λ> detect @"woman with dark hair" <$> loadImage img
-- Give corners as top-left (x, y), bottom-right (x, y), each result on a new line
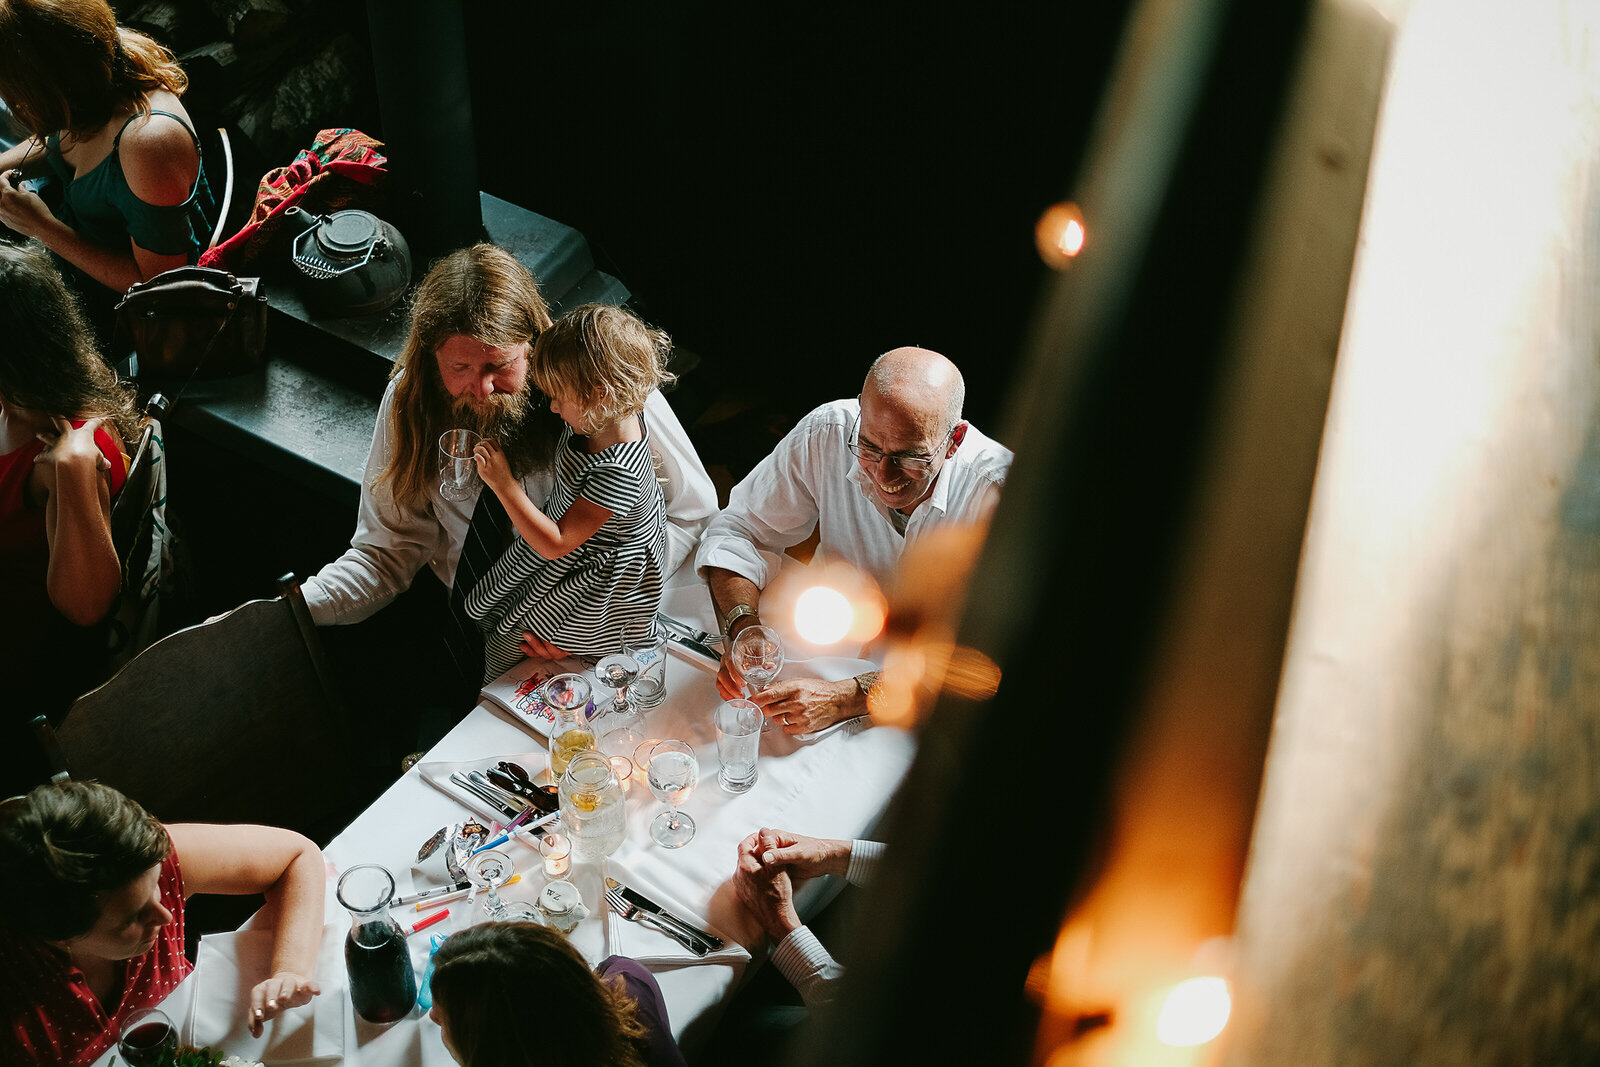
top-left (0, 781), bottom-right (325, 1066)
top-left (0, 0), bottom-right (216, 292)
top-left (429, 922), bottom-right (687, 1067)
top-left (0, 240), bottom-right (140, 792)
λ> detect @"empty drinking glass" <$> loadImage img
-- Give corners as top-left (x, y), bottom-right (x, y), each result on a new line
top-left (465, 848), bottom-right (541, 922)
top-left (714, 698), bottom-right (762, 793)
top-left (438, 429), bottom-right (482, 501)
top-left (627, 631), bottom-right (669, 709)
top-left (594, 653), bottom-right (646, 758)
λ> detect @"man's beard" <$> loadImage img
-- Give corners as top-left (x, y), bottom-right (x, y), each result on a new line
top-left (449, 387), bottom-right (533, 441)
top-left (437, 383), bottom-right (561, 476)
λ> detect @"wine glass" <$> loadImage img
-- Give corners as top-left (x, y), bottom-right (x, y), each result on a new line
top-left (646, 739), bottom-right (699, 848)
top-left (438, 428), bottom-right (482, 501)
top-left (593, 652), bottom-right (646, 757)
top-left (731, 625), bottom-right (784, 695)
top-left (118, 1007), bottom-right (176, 1066)
top-left (465, 848), bottom-right (541, 922)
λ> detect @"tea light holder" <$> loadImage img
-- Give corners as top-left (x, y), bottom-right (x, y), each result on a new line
top-left (633, 738), bottom-right (662, 779)
top-left (609, 755), bottom-right (634, 793)
top-left (539, 832), bottom-right (572, 879)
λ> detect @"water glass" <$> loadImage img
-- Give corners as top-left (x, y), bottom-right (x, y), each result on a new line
top-left (714, 698), bottom-right (762, 793)
top-left (646, 740), bottom-right (699, 848)
top-left (627, 632), bottom-right (669, 709)
top-left (438, 428), bottom-right (482, 501)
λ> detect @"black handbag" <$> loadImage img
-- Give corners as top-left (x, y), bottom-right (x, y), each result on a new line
top-left (115, 266), bottom-right (268, 379)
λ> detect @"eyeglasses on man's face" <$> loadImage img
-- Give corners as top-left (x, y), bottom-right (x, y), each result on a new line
top-left (847, 422), bottom-right (954, 475)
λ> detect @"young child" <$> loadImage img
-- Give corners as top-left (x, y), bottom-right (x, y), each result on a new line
top-left (465, 304), bottom-right (672, 679)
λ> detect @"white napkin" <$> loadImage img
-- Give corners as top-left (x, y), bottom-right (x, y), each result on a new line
top-left (189, 922), bottom-right (345, 1065)
top-left (600, 869), bottom-right (749, 970)
top-left (416, 751), bottom-right (552, 825)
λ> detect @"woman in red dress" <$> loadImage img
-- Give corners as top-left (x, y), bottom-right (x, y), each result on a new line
top-left (0, 239), bottom-right (140, 792)
top-left (0, 781), bottom-right (325, 1066)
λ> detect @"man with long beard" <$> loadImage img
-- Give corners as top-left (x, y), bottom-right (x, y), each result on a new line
top-left (301, 244), bottom-right (715, 755)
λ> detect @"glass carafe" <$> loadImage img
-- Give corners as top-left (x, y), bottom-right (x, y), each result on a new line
top-left (544, 673), bottom-right (596, 779)
top-left (338, 864), bottom-right (417, 1023)
top-left (559, 749), bottom-right (626, 860)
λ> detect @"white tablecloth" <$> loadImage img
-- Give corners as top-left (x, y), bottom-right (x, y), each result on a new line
top-left (95, 578), bottom-right (913, 1065)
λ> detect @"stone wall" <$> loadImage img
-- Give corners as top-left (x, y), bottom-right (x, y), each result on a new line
top-left (117, 0), bottom-right (378, 168)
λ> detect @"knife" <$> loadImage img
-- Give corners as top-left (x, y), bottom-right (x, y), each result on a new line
top-left (657, 612), bottom-right (720, 648)
top-left (663, 629), bottom-right (722, 665)
top-left (448, 772), bottom-right (523, 819)
top-left (605, 877), bottom-right (725, 951)
top-left (467, 770), bottom-right (532, 813)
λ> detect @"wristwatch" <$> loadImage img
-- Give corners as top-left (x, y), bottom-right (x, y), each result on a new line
top-left (721, 603), bottom-right (758, 645)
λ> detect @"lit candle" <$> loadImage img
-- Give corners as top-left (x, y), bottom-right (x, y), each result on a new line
top-left (633, 738), bottom-right (661, 779)
top-left (609, 755), bottom-right (634, 793)
top-left (540, 833), bottom-right (572, 879)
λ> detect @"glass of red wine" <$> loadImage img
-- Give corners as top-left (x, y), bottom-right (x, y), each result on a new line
top-left (118, 1006), bottom-right (176, 1066)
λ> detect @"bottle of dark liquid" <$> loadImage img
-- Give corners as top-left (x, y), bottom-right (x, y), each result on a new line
top-left (337, 864), bottom-right (418, 1023)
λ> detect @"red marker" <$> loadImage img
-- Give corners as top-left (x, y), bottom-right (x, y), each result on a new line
top-left (410, 909), bottom-right (449, 935)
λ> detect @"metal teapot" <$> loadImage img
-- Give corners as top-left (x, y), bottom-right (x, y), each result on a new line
top-left (285, 206), bottom-right (412, 316)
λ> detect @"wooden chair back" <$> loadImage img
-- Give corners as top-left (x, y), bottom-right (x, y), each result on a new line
top-left (49, 576), bottom-right (357, 843)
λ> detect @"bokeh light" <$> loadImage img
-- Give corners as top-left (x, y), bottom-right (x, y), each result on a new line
top-left (1036, 201), bottom-right (1088, 269)
top-left (793, 585), bottom-right (854, 645)
top-left (1154, 977), bottom-right (1230, 1047)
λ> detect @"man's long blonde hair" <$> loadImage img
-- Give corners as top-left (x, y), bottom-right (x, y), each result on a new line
top-left (380, 245), bottom-right (554, 511)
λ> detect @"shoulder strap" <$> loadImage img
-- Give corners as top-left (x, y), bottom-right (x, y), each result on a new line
top-left (114, 109), bottom-right (201, 151)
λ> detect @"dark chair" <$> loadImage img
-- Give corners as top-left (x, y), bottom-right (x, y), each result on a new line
top-left (34, 575), bottom-right (360, 844)
top-left (105, 393), bottom-right (173, 667)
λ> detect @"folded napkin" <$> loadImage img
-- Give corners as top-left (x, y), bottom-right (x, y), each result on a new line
top-left (417, 751), bottom-right (553, 826)
top-left (190, 922), bottom-right (345, 1065)
top-left (600, 865), bottom-right (750, 971)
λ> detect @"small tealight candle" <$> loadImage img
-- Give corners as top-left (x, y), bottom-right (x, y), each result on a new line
top-left (540, 832), bottom-right (572, 879)
top-left (633, 738), bottom-right (662, 779)
top-left (609, 755), bottom-right (634, 793)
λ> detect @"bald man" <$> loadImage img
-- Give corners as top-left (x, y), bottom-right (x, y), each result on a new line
top-left (696, 348), bottom-right (1012, 733)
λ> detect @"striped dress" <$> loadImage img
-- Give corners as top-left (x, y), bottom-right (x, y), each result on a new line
top-left (466, 415), bottom-right (667, 680)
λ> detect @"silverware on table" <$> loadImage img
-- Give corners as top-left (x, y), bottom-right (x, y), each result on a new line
top-left (605, 883), bottom-right (712, 956)
top-left (605, 877), bottom-right (724, 953)
top-left (658, 613), bottom-right (721, 649)
top-left (466, 770), bottom-right (531, 812)
top-left (662, 629), bottom-right (722, 665)
top-left (448, 772), bottom-right (522, 819)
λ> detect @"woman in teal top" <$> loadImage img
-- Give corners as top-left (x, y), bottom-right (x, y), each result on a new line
top-left (0, 0), bottom-right (216, 293)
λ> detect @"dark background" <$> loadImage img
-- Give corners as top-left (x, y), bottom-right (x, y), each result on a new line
top-left (460, 0), bottom-right (1130, 437)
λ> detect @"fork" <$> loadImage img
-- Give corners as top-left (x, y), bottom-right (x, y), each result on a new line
top-left (605, 884), bottom-right (713, 956)
top-left (657, 613), bottom-right (721, 648)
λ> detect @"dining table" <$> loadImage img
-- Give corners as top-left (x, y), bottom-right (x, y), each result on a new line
top-left (97, 583), bottom-right (915, 1066)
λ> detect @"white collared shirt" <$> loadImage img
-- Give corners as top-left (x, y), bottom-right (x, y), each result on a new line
top-left (695, 399), bottom-right (1012, 590)
top-left (303, 381), bottom-right (717, 626)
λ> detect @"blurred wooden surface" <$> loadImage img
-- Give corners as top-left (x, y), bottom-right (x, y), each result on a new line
top-left (1226, 0), bottom-right (1600, 1062)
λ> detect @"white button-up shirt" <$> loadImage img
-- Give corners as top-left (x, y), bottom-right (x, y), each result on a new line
top-left (303, 381), bottom-right (717, 626)
top-left (695, 399), bottom-right (1012, 590)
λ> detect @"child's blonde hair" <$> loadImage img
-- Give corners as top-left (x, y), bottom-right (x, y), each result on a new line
top-left (531, 304), bottom-right (675, 427)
